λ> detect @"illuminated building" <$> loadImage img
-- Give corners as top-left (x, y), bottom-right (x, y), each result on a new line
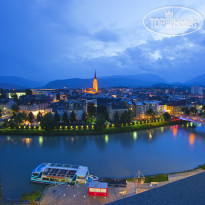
top-left (84, 71), bottom-right (99, 94)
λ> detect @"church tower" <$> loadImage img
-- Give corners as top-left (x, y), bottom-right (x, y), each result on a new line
top-left (93, 70), bottom-right (98, 92)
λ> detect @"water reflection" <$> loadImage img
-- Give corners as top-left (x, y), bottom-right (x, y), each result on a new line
top-left (149, 132), bottom-right (152, 141)
top-left (39, 136), bottom-right (43, 146)
top-left (1, 125), bottom-right (205, 199)
top-left (22, 138), bottom-right (32, 147)
top-left (189, 133), bottom-right (195, 146)
top-left (105, 135), bottom-right (109, 143)
top-left (133, 132), bottom-right (137, 141)
top-left (172, 125), bottom-right (178, 137)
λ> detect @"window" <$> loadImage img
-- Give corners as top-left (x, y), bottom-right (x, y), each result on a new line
top-left (42, 177), bottom-right (49, 181)
top-left (89, 188), bottom-right (95, 192)
top-left (101, 189), bottom-right (106, 193)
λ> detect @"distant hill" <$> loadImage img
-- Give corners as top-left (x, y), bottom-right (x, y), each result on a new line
top-left (0, 83), bottom-right (26, 89)
top-left (44, 74), bottom-right (167, 89)
top-left (185, 74), bottom-right (205, 86)
top-left (0, 76), bottom-right (44, 89)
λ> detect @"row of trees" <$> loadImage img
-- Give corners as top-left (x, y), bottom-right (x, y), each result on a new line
top-left (181, 105), bottom-right (205, 116)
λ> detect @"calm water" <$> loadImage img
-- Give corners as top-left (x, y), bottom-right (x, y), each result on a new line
top-left (1, 124), bottom-right (205, 199)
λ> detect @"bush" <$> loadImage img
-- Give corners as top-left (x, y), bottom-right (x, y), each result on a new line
top-left (144, 174), bottom-right (168, 183)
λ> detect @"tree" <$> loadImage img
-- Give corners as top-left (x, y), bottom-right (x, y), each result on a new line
top-left (0, 108), bottom-right (2, 118)
top-left (28, 112), bottom-right (34, 124)
top-left (163, 112), bottom-right (171, 121)
top-left (62, 111), bottom-right (68, 123)
top-left (54, 111), bottom-right (60, 123)
top-left (56, 93), bottom-right (60, 101)
top-left (70, 111), bottom-right (76, 123)
top-left (11, 104), bottom-right (19, 113)
top-left (21, 112), bottom-right (27, 121)
top-left (11, 94), bottom-right (18, 102)
top-left (81, 111), bottom-right (87, 123)
top-left (120, 110), bottom-right (132, 125)
top-left (22, 190), bottom-right (41, 205)
top-left (87, 103), bottom-right (97, 118)
top-left (25, 89), bottom-right (32, 95)
top-left (40, 112), bottom-right (55, 130)
top-left (37, 112), bottom-right (42, 122)
top-left (146, 108), bottom-right (155, 119)
top-left (97, 105), bottom-right (109, 121)
top-left (181, 107), bottom-right (190, 115)
top-left (114, 111), bottom-right (120, 127)
top-left (0, 92), bottom-right (6, 99)
top-left (95, 114), bottom-right (106, 132)
top-left (190, 107), bottom-right (197, 115)
top-left (202, 105), bottom-right (205, 115)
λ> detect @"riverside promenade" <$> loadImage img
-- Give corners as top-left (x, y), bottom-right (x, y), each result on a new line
top-left (40, 170), bottom-right (204, 205)
top-left (108, 172), bottom-right (205, 205)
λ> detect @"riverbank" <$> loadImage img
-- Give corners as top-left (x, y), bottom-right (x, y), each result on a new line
top-left (39, 167), bottom-right (205, 205)
top-left (0, 120), bottom-right (185, 136)
top-left (126, 163), bottom-right (205, 183)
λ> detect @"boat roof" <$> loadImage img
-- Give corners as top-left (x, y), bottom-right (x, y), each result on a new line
top-left (76, 166), bottom-right (89, 177)
top-left (32, 163), bottom-right (88, 176)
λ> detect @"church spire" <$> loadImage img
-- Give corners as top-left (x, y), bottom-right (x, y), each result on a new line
top-left (94, 70), bottom-right (96, 79)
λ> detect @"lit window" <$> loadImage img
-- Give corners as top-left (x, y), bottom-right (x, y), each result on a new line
top-left (89, 188), bottom-right (95, 192)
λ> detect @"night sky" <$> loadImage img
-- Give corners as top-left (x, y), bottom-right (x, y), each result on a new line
top-left (0, 0), bottom-right (205, 82)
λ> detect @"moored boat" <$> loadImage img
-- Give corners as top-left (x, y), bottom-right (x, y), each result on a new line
top-left (30, 163), bottom-right (94, 185)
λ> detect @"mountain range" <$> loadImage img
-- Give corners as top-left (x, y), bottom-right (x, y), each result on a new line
top-left (0, 73), bottom-right (205, 89)
top-left (0, 76), bottom-right (45, 89)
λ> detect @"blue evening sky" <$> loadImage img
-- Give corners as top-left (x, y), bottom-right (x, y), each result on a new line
top-left (0, 0), bottom-right (205, 82)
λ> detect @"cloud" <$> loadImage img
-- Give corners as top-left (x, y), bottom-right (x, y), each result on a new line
top-left (94, 29), bottom-right (119, 42)
top-left (1, 0), bottom-right (205, 82)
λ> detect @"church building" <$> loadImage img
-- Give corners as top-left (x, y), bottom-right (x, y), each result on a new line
top-left (84, 71), bottom-right (99, 94)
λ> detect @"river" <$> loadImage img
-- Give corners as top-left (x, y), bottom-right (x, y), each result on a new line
top-left (0, 124), bottom-right (205, 199)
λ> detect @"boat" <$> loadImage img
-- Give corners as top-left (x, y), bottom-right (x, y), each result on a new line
top-left (30, 162), bottom-right (97, 185)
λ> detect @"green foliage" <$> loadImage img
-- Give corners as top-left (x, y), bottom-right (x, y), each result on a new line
top-left (70, 111), bottom-right (76, 122)
top-left (21, 112), bottom-right (27, 121)
top-left (198, 164), bottom-right (205, 170)
top-left (190, 107), bottom-right (197, 115)
top-left (11, 112), bottom-right (28, 126)
top-left (62, 111), bottom-right (69, 123)
top-left (54, 111), bottom-right (60, 123)
top-left (144, 174), bottom-right (168, 183)
top-left (81, 111), bottom-right (87, 123)
top-left (114, 111), bottom-right (120, 127)
top-left (40, 112), bottom-right (55, 130)
top-left (95, 114), bottom-right (106, 131)
top-left (146, 108), bottom-right (155, 119)
top-left (181, 107), bottom-right (190, 115)
top-left (163, 112), bottom-right (171, 121)
top-left (25, 89), bottom-right (32, 95)
top-left (120, 110), bottom-right (132, 125)
top-left (28, 112), bottom-right (34, 123)
top-left (11, 94), bottom-right (18, 102)
top-left (11, 104), bottom-right (19, 113)
top-left (0, 90), bottom-right (6, 99)
top-left (56, 93), bottom-right (60, 101)
top-left (97, 105), bottom-right (109, 121)
top-left (22, 190), bottom-right (41, 204)
top-left (37, 112), bottom-right (42, 122)
top-left (87, 103), bottom-right (97, 118)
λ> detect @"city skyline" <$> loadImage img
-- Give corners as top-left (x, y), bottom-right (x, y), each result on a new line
top-left (1, 0), bottom-right (205, 82)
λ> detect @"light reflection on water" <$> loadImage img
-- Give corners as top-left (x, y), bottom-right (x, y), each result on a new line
top-left (0, 124), bottom-right (205, 199)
